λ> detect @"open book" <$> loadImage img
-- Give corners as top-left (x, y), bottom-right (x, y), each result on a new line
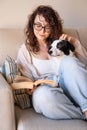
top-left (11, 79), bottom-right (57, 90)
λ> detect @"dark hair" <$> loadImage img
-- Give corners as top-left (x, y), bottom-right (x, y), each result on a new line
top-left (25, 5), bottom-right (63, 53)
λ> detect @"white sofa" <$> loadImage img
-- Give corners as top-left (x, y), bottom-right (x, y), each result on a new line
top-left (0, 28), bottom-right (87, 130)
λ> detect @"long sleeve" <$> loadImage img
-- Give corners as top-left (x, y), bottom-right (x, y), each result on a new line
top-left (16, 44), bottom-right (38, 81)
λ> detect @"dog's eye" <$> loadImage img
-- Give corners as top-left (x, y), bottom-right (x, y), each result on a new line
top-left (56, 42), bottom-right (63, 49)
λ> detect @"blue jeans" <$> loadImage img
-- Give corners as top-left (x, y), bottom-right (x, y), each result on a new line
top-left (32, 56), bottom-right (87, 119)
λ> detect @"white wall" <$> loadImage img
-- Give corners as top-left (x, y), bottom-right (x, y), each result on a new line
top-left (0, 0), bottom-right (87, 28)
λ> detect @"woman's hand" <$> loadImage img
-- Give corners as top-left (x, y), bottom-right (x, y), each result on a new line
top-left (25, 85), bottom-right (38, 95)
top-left (59, 34), bottom-right (80, 48)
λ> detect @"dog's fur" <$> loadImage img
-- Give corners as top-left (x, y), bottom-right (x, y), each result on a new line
top-left (48, 39), bottom-right (75, 56)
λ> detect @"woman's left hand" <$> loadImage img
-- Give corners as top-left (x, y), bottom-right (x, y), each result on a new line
top-left (59, 34), bottom-right (80, 48)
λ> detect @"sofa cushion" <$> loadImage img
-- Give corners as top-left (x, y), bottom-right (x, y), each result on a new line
top-left (63, 28), bottom-right (79, 39)
top-left (15, 106), bottom-right (87, 130)
top-left (0, 56), bottom-right (31, 109)
top-left (77, 28), bottom-right (87, 51)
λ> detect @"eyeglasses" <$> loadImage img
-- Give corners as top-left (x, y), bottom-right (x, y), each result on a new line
top-left (33, 23), bottom-right (51, 32)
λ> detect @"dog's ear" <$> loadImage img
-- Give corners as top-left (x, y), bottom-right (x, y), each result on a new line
top-left (57, 41), bottom-right (70, 55)
top-left (67, 41), bottom-right (75, 52)
top-left (62, 48), bottom-right (70, 55)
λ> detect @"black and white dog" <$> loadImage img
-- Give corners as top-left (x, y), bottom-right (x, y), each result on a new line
top-left (48, 40), bottom-right (75, 85)
top-left (48, 39), bottom-right (75, 56)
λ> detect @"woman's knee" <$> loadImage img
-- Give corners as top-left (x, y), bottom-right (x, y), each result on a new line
top-left (59, 56), bottom-right (85, 74)
top-left (62, 56), bottom-right (79, 67)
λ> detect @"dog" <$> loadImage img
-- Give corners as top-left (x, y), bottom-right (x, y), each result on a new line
top-left (48, 39), bottom-right (75, 56)
top-left (48, 40), bottom-right (75, 85)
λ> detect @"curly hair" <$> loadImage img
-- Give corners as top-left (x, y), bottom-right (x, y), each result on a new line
top-left (25, 5), bottom-right (63, 53)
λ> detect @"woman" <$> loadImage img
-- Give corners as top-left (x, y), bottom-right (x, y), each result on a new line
top-left (17, 5), bottom-right (87, 120)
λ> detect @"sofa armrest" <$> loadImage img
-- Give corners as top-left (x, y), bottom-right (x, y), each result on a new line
top-left (0, 73), bottom-right (16, 130)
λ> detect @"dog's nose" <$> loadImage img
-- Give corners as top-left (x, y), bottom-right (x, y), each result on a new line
top-left (48, 50), bottom-right (53, 55)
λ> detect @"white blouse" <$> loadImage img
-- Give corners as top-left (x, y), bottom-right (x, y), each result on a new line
top-left (32, 55), bottom-right (60, 76)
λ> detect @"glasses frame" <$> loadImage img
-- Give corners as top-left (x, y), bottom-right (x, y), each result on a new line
top-left (33, 23), bottom-right (51, 32)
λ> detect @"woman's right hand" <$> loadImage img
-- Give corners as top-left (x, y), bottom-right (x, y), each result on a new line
top-left (59, 34), bottom-right (80, 48)
top-left (25, 85), bottom-right (38, 95)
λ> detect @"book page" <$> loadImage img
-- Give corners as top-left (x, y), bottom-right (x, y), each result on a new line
top-left (34, 79), bottom-right (56, 86)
